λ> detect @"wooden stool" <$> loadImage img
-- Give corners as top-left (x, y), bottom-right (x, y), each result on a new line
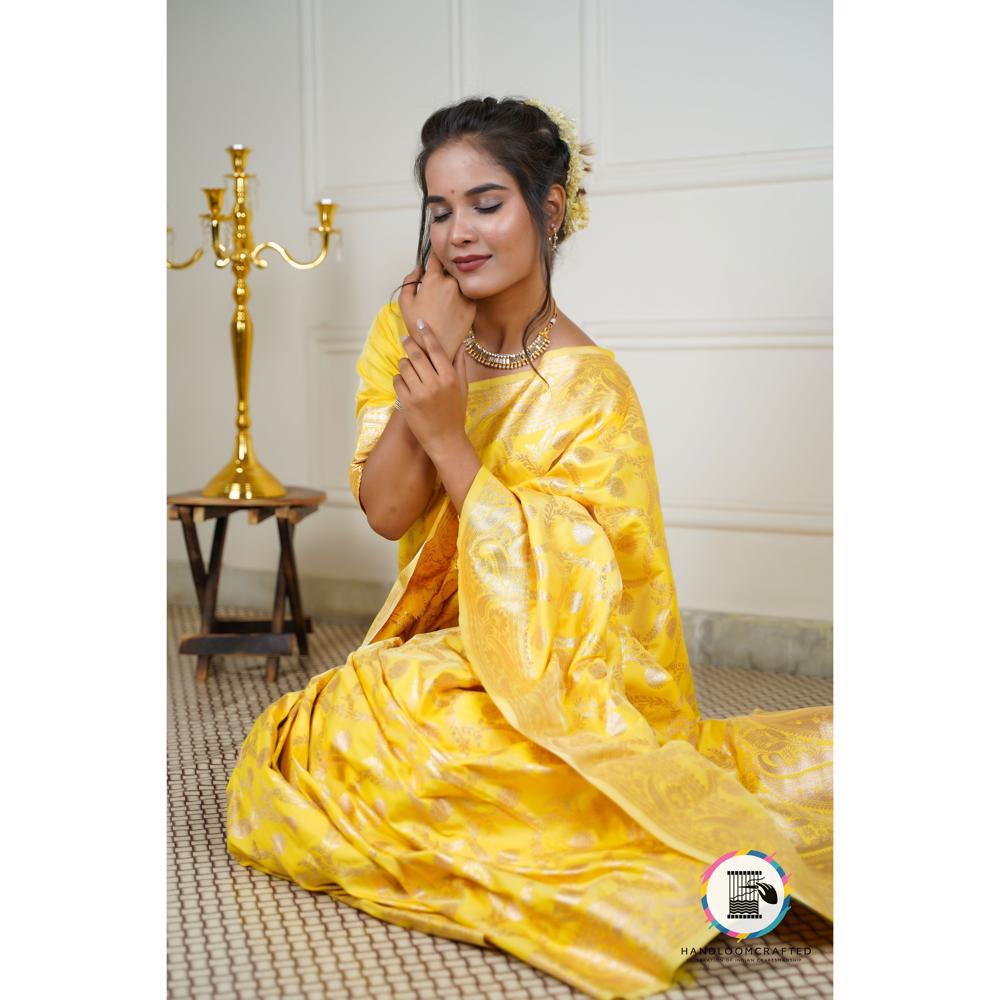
top-left (168, 486), bottom-right (327, 683)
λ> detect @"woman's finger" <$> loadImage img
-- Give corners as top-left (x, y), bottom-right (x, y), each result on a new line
top-left (392, 372), bottom-right (412, 402)
top-left (414, 320), bottom-right (447, 372)
top-left (401, 332), bottom-right (435, 381)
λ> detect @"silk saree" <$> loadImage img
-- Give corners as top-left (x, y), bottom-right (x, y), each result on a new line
top-left (225, 299), bottom-right (833, 999)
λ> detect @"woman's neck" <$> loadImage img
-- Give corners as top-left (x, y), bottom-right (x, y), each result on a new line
top-left (470, 281), bottom-right (554, 354)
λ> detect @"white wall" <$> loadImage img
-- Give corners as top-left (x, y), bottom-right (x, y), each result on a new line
top-left (168, 0), bottom-right (833, 621)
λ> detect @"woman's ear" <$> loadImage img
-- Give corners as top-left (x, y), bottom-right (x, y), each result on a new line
top-left (545, 183), bottom-right (567, 233)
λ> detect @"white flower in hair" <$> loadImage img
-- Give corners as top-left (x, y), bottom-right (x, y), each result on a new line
top-left (523, 97), bottom-right (591, 238)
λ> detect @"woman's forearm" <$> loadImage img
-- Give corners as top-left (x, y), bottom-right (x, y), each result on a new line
top-left (425, 433), bottom-right (482, 518)
top-left (358, 408), bottom-right (439, 539)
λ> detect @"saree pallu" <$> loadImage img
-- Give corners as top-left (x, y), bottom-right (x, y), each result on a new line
top-left (226, 300), bottom-right (833, 999)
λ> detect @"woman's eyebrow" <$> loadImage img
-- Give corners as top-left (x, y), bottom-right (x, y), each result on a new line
top-left (424, 183), bottom-right (509, 206)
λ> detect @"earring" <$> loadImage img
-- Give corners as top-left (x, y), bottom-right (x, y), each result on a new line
top-left (548, 227), bottom-right (559, 251)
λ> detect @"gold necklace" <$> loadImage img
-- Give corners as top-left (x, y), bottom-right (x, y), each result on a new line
top-left (463, 307), bottom-right (558, 369)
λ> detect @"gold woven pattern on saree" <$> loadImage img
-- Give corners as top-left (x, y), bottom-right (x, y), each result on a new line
top-left (226, 301), bottom-right (833, 1000)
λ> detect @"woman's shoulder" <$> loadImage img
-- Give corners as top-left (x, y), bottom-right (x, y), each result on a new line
top-left (549, 342), bottom-right (635, 408)
top-left (549, 311), bottom-right (597, 349)
top-left (375, 298), bottom-right (404, 328)
top-left (367, 299), bottom-right (406, 349)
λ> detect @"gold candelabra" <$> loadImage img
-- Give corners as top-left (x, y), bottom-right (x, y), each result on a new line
top-left (167, 143), bottom-right (341, 499)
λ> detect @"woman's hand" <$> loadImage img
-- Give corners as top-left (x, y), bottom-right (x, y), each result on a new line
top-left (393, 319), bottom-right (470, 464)
top-left (399, 250), bottom-right (476, 361)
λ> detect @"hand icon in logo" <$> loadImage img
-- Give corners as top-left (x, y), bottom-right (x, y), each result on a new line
top-left (746, 879), bottom-right (779, 905)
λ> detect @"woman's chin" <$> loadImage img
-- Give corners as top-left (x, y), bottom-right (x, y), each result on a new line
top-left (457, 271), bottom-right (514, 297)
top-left (457, 280), bottom-right (494, 299)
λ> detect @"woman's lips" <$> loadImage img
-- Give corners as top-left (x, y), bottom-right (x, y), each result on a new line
top-left (454, 256), bottom-right (491, 272)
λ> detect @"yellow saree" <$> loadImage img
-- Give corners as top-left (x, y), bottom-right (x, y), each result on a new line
top-left (225, 299), bottom-right (833, 999)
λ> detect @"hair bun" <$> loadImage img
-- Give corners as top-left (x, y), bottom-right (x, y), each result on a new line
top-left (522, 97), bottom-right (591, 237)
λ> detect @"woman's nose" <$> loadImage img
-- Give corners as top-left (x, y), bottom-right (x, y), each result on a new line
top-left (449, 209), bottom-right (476, 244)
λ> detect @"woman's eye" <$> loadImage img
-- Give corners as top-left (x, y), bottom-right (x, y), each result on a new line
top-left (430, 204), bottom-right (502, 224)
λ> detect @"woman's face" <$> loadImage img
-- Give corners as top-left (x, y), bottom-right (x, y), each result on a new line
top-left (424, 140), bottom-right (540, 299)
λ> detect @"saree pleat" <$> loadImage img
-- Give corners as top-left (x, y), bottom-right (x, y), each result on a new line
top-left (226, 300), bottom-right (832, 999)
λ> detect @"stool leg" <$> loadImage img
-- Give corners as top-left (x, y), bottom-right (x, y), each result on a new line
top-left (196, 515), bottom-right (229, 682)
top-left (177, 508), bottom-right (208, 612)
top-left (278, 519), bottom-right (309, 655)
top-left (266, 552), bottom-right (288, 684)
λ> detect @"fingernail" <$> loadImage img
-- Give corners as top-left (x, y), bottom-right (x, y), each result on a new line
top-left (416, 319), bottom-right (425, 330)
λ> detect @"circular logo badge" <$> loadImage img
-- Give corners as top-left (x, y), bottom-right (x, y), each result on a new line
top-left (701, 850), bottom-right (791, 939)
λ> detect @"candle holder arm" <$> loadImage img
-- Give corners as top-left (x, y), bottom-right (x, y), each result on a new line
top-left (166, 226), bottom-right (204, 269)
top-left (166, 246), bottom-right (204, 270)
top-left (250, 228), bottom-right (339, 271)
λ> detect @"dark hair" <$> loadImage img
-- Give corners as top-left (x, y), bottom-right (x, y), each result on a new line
top-left (389, 95), bottom-right (593, 386)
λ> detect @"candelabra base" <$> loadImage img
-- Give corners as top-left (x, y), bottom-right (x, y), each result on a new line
top-left (202, 435), bottom-right (286, 499)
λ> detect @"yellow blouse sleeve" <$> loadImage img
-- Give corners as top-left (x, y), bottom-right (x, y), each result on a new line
top-left (347, 300), bottom-right (406, 512)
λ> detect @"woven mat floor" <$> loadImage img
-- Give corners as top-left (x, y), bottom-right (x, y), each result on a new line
top-left (168, 603), bottom-right (833, 999)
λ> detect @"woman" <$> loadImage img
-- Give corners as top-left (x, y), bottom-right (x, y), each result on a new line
top-left (226, 96), bottom-right (833, 1000)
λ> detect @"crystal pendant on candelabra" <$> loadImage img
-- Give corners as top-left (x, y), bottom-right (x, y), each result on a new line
top-left (247, 175), bottom-right (260, 215)
top-left (199, 215), bottom-right (212, 251)
top-left (200, 213), bottom-right (234, 255)
top-left (308, 227), bottom-right (344, 262)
